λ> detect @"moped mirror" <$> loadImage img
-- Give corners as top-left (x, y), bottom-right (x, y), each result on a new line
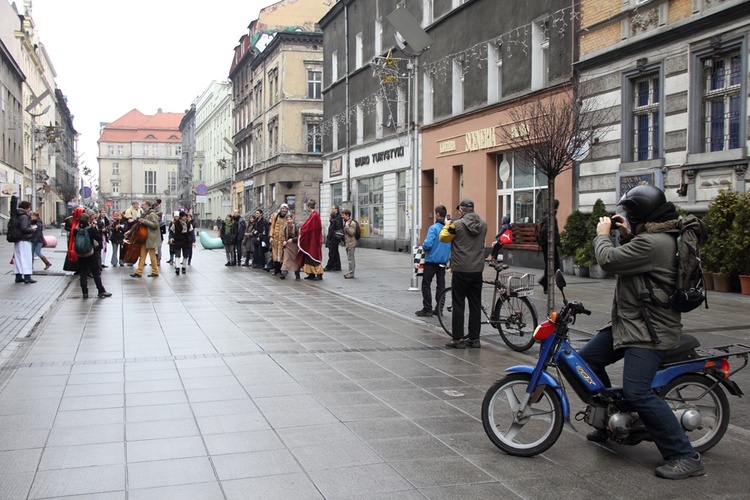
top-left (554, 269), bottom-right (567, 304)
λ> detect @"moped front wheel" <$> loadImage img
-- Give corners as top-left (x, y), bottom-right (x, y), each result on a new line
top-left (482, 372), bottom-right (564, 457)
top-left (659, 373), bottom-right (730, 453)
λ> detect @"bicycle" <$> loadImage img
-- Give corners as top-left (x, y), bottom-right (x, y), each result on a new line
top-left (435, 263), bottom-right (538, 352)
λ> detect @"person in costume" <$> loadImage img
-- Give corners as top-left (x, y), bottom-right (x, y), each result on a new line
top-left (297, 199), bottom-right (324, 280)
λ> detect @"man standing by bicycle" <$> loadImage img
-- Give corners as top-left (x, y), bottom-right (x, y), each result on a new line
top-left (415, 205), bottom-right (451, 317)
top-left (440, 199), bottom-right (487, 348)
top-left (579, 185), bottom-right (703, 480)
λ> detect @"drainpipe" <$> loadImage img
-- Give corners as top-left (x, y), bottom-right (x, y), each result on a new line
top-left (344, 3), bottom-right (351, 203)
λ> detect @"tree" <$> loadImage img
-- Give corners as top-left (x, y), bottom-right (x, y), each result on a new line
top-left (50, 167), bottom-right (78, 214)
top-left (497, 81), bottom-right (609, 313)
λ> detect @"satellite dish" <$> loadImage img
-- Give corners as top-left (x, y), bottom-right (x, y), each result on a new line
top-left (386, 7), bottom-right (433, 56)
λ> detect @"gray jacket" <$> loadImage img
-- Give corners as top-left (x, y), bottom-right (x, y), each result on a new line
top-left (594, 220), bottom-right (681, 350)
top-left (439, 212), bottom-right (487, 273)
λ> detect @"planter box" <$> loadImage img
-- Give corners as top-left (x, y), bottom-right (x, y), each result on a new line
top-left (589, 263), bottom-right (608, 279)
top-left (574, 265), bottom-right (589, 278)
top-left (561, 256), bottom-right (575, 275)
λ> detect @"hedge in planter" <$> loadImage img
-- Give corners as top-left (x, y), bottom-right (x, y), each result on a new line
top-left (560, 210), bottom-right (588, 275)
top-left (728, 191), bottom-right (750, 294)
top-left (703, 188), bottom-right (740, 275)
top-left (588, 198), bottom-right (610, 277)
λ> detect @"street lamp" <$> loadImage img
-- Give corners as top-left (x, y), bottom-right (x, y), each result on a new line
top-left (386, 7), bottom-right (433, 291)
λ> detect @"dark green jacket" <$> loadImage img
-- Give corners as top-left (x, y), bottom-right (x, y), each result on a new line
top-left (594, 220), bottom-right (681, 350)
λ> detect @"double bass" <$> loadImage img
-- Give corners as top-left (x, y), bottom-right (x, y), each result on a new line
top-left (122, 221), bottom-right (148, 264)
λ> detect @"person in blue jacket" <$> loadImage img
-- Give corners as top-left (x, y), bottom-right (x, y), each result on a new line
top-left (415, 204), bottom-right (451, 317)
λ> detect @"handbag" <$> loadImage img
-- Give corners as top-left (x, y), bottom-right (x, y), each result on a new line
top-left (333, 229), bottom-right (345, 242)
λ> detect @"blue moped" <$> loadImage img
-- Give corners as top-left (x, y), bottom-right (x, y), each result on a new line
top-left (482, 271), bottom-right (750, 457)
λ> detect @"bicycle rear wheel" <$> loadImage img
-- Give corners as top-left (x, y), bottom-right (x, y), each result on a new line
top-left (492, 295), bottom-right (538, 352)
top-left (435, 287), bottom-right (496, 339)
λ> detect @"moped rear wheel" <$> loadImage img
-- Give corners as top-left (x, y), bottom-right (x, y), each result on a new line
top-left (482, 372), bottom-right (563, 457)
top-left (659, 373), bottom-right (730, 453)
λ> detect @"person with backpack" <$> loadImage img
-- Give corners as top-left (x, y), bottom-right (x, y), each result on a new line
top-left (341, 208), bottom-right (358, 279)
top-left (9, 198), bottom-right (38, 284)
top-left (579, 185), bottom-right (703, 480)
top-left (74, 213), bottom-right (111, 299)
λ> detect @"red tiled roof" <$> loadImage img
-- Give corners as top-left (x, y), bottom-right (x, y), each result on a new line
top-left (99, 108), bottom-right (184, 143)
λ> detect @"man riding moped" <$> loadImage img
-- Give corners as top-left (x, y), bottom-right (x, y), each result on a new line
top-left (579, 185), bottom-right (703, 480)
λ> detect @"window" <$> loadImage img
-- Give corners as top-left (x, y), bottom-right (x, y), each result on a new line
top-left (355, 32), bottom-right (363, 69)
top-left (254, 82), bottom-right (263, 115)
top-left (175, 146), bottom-right (181, 156)
top-left (497, 153), bottom-right (548, 224)
top-left (397, 86), bottom-right (406, 132)
top-left (307, 123), bottom-right (322, 153)
top-left (117, 145), bottom-right (123, 155)
top-left (488, 42), bottom-right (502, 104)
top-left (422, 0), bottom-right (433, 27)
top-left (308, 71), bottom-right (322, 99)
top-left (423, 72), bottom-right (433, 124)
top-left (332, 121), bottom-right (339, 152)
top-left (452, 58), bottom-right (464, 115)
top-left (112, 181), bottom-right (119, 194)
top-left (153, 144), bottom-right (159, 155)
top-left (268, 122), bottom-right (277, 155)
top-left (166, 145), bottom-right (172, 156)
top-left (702, 51), bottom-right (742, 152)
top-left (375, 18), bottom-right (383, 55)
top-left (108, 145), bottom-right (114, 155)
top-left (357, 176), bottom-right (384, 238)
top-left (143, 145), bottom-right (149, 155)
top-left (632, 74), bottom-right (661, 161)
top-left (268, 69), bottom-right (278, 106)
top-left (271, 184), bottom-right (277, 204)
top-left (112, 162), bottom-right (119, 175)
top-left (532, 19), bottom-right (549, 90)
top-left (375, 96), bottom-right (384, 139)
top-left (356, 105), bottom-right (364, 145)
top-left (332, 51), bottom-right (338, 81)
top-left (397, 171), bottom-right (407, 238)
top-left (168, 171), bottom-right (177, 194)
top-left (332, 182), bottom-right (343, 208)
top-left (198, 163), bottom-right (203, 181)
top-left (144, 171), bottom-right (156, 195)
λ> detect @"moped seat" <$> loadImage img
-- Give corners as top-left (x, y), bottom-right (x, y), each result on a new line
top-left (661, 334), bottom-right (700, 365)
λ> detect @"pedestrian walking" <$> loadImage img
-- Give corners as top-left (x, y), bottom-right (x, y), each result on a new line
top-left (440, 199), bottom-right (488, 348)
top-left (30, 212), bottom-right (52, 271)
top-left (74, 213), bottom-right (111, 299)
top-left (415, 205), bottom-right (450, 316)
top-left (280, 212), bottom-right (300, 280)
top-left (341, 208), bottom-right (358, 279)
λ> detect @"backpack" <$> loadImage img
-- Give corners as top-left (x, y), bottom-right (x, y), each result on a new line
top-left (6, 195), bottom-right (22, 243)
top-left (644, 215), bottom-right (708, 313)
top-left (74, 227), bottom-right (95, 257)
top-left (354, 221), bottom-right (361, 240)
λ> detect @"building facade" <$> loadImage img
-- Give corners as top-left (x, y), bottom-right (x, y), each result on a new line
top-left (193, 81), bottom-right (232, 225)
top-left (577, 0), bottom-right (750, 213)
top-left (229, 0), bottom-right (330, 220)
top-left (321, 0), bottom-right (575, 253)
top-left (178, 103), bottom-right (196, 215)
top-left (97, 109), bottom-right (184, 216)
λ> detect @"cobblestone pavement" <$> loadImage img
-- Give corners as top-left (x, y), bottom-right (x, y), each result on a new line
top-left (1, 236), bottom-right (749, 498)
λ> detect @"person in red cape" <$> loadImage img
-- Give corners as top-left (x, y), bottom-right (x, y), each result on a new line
top-left (63, 206), bottom-right (86, 272)
top-left (296, 199), bottom-right (324, 280)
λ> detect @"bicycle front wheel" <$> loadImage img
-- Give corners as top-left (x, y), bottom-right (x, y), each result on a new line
top-left (492, 295), bottom-right (538, 352)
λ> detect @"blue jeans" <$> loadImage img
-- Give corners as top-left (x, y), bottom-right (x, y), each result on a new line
top-left (579, 327), bottom-right (695, 460)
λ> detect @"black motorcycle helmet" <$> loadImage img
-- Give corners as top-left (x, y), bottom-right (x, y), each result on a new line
top-left (617, 185), bottom-right (666, 225)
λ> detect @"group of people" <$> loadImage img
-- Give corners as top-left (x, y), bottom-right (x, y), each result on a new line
top-left (218, 200), bottom-right (359, 280)
top-left (416, 187), bottom-right (703, 480)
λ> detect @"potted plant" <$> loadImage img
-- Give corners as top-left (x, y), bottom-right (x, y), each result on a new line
top-left (728, 191), bottom-right (750, 295)
top-left (560, 210), bottom-right (588, 275)
top-left (574, 246), bottom-right (590, 277)
top-left (703, 189), bottom-right (740, 293)
top-left (587, 198), bottom-right (610, 279)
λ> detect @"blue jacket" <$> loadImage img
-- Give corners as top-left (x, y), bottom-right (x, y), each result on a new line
top-left (422, 219), bottom-right (451, 264)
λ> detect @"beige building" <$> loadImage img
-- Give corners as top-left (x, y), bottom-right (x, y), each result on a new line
top-left (229, 0), bottom-right (330, 217)
top-left (193, 81), bottom-right (233, 223)
top-left (97, 109), bottom-right (184, 216)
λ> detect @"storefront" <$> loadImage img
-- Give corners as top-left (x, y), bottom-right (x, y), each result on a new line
top-left (322, 135), bottom-right (412, 251)
top-left (421, 103), bottom-right (573, 248)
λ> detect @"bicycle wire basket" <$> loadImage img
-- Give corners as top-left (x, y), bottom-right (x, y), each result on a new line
top-left (498, 272), bottom-right (535, 297)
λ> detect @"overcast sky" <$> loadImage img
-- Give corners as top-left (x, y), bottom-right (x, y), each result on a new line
top-left (31, 0), bottom-right (273, 184)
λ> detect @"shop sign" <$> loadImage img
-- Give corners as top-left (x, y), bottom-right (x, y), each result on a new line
top-left (354, 146), bottom-right (405, 167)
top-left (465, 127), bottom-right (497, 152)
top-left (439, 141), bottom-right (456, 154)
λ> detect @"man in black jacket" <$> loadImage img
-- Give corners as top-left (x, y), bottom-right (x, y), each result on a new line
top-left (251, 209), bottom-right (270, 269)
top-left (324, 204), bottom-right (344, 272)
top-left (232, 210), bottom-right (246, 266)
top-left (76, 213), bottom-right (112, 299)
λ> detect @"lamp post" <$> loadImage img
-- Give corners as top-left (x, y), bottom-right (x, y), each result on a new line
top-left (27, 105), bottom-right (51, 212)
top-left (386, 6), bottom-right (433, 290)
